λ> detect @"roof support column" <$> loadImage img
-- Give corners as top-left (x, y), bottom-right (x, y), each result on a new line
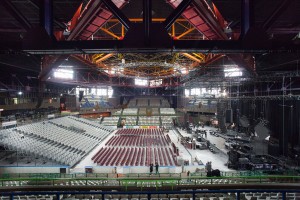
top-left (143, 0), bottom-right (152, 46)
top-left (240, 0), bottom-right (254, 39)
top-left (39, 0), bottom-right (53, 37)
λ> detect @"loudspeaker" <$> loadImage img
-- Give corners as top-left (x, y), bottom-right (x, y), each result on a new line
top-left (79, 91), bottom-right (84, 102)
top-left (212, 169), bottom-right (221, 177)
top-left (226, 109), bottom-right (233, 123)
top-left (207, 169), bottom-right (221, 177)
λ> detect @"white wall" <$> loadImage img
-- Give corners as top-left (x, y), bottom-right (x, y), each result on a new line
top-left (92, 166), bottom-right (183, 174)
top-left (0, 166), bottom-right (70, 174)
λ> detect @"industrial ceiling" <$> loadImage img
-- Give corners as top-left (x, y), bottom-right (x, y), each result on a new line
top-left (0, 0), bottom-right (299, 90)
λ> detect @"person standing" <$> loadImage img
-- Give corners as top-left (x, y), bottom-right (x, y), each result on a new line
top-left (150, 163), bottom-right (153, 175)
top-left (155, 162), bottom-right (159, 174)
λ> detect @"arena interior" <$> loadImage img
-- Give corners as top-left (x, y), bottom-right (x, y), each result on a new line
top-left (0, 0), bottom-right (300, 199)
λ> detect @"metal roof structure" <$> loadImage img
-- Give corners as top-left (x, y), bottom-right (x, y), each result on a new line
top-left (0, 0), bottom-right (299, 89)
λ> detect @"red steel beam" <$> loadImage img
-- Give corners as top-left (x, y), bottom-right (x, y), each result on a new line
top-left (167, 0), bottom-right (227, 40)
top-left (68, 0), bottom-right (128, 41)
top-left (167, 0), bottom-right (255, 74)
top-left (43, 0), bottom-right (128, 81)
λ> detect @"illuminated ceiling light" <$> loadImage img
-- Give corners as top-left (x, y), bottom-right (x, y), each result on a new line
top-left (18, 91), bottom-right (23, 95)
top-left (59, 65), bottom-right (73, 68)
top-left (53, 69), bottom-right (74, 79)
top-left (224, 66), bottom-right (242, 77)
top-left (180, 68), bottom-right (188, 74)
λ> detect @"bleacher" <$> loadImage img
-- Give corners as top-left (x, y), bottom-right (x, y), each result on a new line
top-left (138, 116), bottom-right (160, 125)
top-left (149, 98), bottom-right (160, 107)
top-left (127, 98), bottom-right (136, 107)
top-left (161, 99), bottom-right (170, 107)
top-left (123, 108), bottom-right (138, 115)
top-left (160, 116), bottom-right (174, 127)
top-left (123, 117), bottom-right (137, 126)
top-left (152, 108), bottom-right (160, 115)
top-left (101, 117), bottom-right (120, 126)
top-left (160, 108), bottom-right (176, 115)
top-left (0, 116), bottom-right (114, 166)
top-left (92, 129), bottom-right (178, 166)
top-left (96, 98), bottom-right (175, 127)
top-left (0, 129), bottom-right (83, 166)
top-left (139, 108), bottom-right (147, 115)
top-left (136, 99), bottom-right (149, 107)
top-left (113, 109), bottom-right (122, 116)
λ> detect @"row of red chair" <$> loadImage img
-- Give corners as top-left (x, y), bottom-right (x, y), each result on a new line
top-left (105, 135), bottom-right (169, 146)
top-left (92, 146), bottom-right (176, 166)
top-left (115, 129), bottom-right (163, 136)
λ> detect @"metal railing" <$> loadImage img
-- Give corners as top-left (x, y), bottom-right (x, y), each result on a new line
top-left (0, 189), bottom-right (300, 200)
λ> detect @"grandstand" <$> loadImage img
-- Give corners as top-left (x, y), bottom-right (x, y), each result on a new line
top-left (0, 116), bottom-right (114, 167)
top-left (100, 97), bottom-right (176, 126)
top-left (101, 117), bottom-right (120, 126)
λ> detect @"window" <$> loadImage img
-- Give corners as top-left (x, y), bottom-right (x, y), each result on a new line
top-left (135, 79), bottom-right (148, 86)
top-left (108, 88), bottom-right (113, 97)
top-left (191, 88), bottom-right (200, 96)
top-left (185, 89), bottom-right (190, 97)
top-left (224, 67), bottom-right (242, 77)
top-left (149, 79), bottom-right (162, 86)
top-left (91, 88), bottom-right (96, 95)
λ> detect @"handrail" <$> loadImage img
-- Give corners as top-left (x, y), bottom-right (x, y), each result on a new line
top-left (0, 175), bottom-right (299, 188)
top-left (0, 188), bottom-right (300, 200)
top-left (1, 171), bottom-right (299, 179)
top-left (1, 174), bottom-right (299, 181)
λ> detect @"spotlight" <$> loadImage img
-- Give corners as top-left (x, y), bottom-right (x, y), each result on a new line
top-left (18, 91), bottom-right (23, 95)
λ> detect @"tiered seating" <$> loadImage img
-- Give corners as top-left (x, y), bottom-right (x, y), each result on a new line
top-left (16, 123), bottom-right (98, 153)
top-left (161, 116), bottom-right (173, 126)
top-left (127, 98), bottom-right (137, 107)
top-left (113, 109), bottom-right (122, 115)
top-left (0, 116), bottom-right (114, 166)
top-left (138, 116), bottom-right (160, 125)
top-left (149, 98), bottom-right (161, 107)
top-left (161, 99), bottom-right (170, 107)
top-left (160, 108), bottom-right (176, 115)
top-left (52, 116), bottom-right (113, 139)
top-left (138, 108), bottom-right (159, 116)
top-left (123, 117), bottom-right (137, 126)
top-left (137, 99), bottom-right (149, 107)
top-left (139, 108), bottom-right (147, 115)
top-left (0, 129), bottom-right (84, 166)
top-left (101, 117), bottom-right (120, 126)
top-left (123, 108), bottom-right (138, 115)
top-left (152, 108), bottom-right (159, 115)
top-left (92, 129), bottom-right (178, 166)
top-left (68, 116), bottom-right (114, 132)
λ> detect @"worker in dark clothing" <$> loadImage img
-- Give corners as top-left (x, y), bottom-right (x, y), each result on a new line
top-left (155, 162), bottom-right (159, 174)
top-left (150, 163), bottom-right (153, 175)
